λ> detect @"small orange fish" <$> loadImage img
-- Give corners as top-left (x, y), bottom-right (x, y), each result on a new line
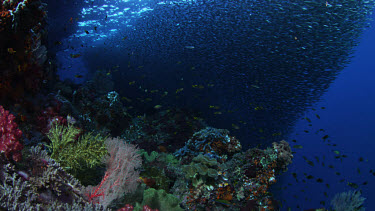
top-left (75, 74), bottom-right (83, 78)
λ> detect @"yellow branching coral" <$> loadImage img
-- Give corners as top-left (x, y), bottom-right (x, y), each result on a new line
top-left (46, 124), bottom-right (108, 173)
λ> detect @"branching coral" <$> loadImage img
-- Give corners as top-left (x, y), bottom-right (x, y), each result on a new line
top-left (0, 146), bottom-right (108, 210)
top-left (0, 164), bottom-right (38, 210)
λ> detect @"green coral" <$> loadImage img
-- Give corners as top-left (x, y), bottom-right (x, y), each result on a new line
top-left (138, 150), bottom-right (181, 191)
top-left (192, 153), bottom-right (218, 166)
top-left (139, 150), bottom-right (180, 166)
top-left (140, 166), bottom-right (172, 191)
top-left (139, 150), bottom-right (159, 163)
top-left (163, 153), bottom-right (180, 165)
top-left (46, 124), bottom-right (108, 173)
top-left (182, 154), bottom-right (219, 187)
top-left (134, 188), bottom-right (183, 211)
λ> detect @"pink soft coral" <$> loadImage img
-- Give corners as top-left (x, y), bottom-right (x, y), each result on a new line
top-left (0, 105), bottom-right (23, 162)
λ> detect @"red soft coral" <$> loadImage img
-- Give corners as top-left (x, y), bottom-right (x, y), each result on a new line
top-left (0, 105), bottom-right (23, 162)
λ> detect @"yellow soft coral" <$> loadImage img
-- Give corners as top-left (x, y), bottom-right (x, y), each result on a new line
top-left (46, 123), bottom-right (108, 173)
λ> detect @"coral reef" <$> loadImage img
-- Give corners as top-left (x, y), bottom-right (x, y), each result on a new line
top-left (0, 0), bottom-right (49, 105)
top-left (0, 105), bottom-right (23, 162)
top-left (72, 89), bottom-right (132, 136)
top-left (168, 137), bottom-right (289, 210)
top-left (174, 127), bottom-right (242, 164)
top-left (123, 108), bottom-right (206, 153)
top-left (0, 146), bottom-right (108, 210)
top-left (1, 98), bottom-right (292, 211)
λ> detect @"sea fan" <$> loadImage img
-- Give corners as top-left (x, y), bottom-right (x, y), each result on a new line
top-left (331, 190), bottom-right (366, 211)
top-left (84, 138), bottom-right (142, 208)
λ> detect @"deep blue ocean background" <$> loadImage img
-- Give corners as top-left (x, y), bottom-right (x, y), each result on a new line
top-left (277, 11), bottom-right (375, 209)
top-left (46, 0), bottom-right (375, 209)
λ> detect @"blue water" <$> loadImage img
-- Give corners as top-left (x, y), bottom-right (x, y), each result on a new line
top-left (277, 14), bottom-right (375, 209)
